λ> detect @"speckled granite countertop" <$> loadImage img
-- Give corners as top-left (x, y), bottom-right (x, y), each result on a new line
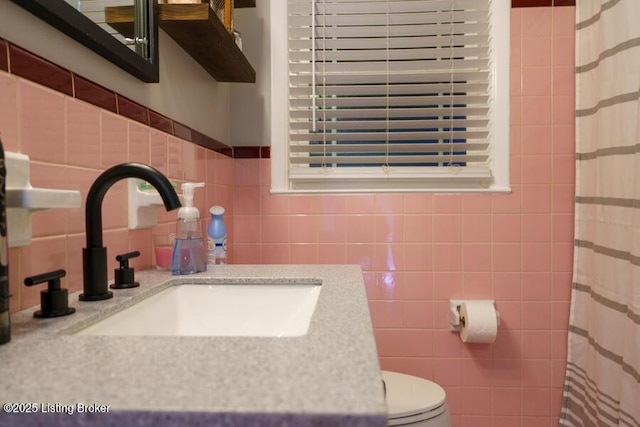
top-left (0, 265), bottom-right (386, 427)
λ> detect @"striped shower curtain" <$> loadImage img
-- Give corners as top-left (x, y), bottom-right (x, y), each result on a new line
top-left (560, 1), bottom-right (640, 426)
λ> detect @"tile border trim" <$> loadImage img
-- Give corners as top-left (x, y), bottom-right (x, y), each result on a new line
top-left (512, 0), bottom-right (575, 6)
top-left (0, 39), bottom-right (234, 157)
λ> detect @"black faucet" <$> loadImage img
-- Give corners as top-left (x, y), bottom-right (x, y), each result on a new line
top-left (80, 163), bottom-right (181, 301)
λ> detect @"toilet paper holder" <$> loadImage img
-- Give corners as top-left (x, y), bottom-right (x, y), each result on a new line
top-left (449, 299), bottom-right (500, 331)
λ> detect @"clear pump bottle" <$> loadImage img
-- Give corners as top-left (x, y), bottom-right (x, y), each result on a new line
top-left (171, 182), bottom-right (207, 275)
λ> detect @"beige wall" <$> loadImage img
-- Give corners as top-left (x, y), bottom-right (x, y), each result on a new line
top-left (229, 0), bottom-right (270, 147)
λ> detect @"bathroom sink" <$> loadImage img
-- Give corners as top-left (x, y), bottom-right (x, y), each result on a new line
top-left (75, 282), bottom-right (321, 337)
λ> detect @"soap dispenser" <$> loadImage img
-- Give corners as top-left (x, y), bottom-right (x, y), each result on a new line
top-left (171, 182), bottom-right (206, 275)
top-left (207, 205), bottom-right (227, 269)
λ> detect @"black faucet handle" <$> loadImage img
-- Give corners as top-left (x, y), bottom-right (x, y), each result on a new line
top-left (111, 251), bottom-right (140, 290)
top-left (24, 269), bottom-right (75, 318)
top-left (115, 251), bottom-right (140, 268)
top-left (24, 269), bottom-right (65, 289)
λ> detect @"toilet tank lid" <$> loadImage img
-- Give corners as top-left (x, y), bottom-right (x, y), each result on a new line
top-left (382, 371), bottom-right (447, 418)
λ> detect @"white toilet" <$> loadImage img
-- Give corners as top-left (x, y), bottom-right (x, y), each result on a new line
top-left (382, 371), bottom-right (452, 427)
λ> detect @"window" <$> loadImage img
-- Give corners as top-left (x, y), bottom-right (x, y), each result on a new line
top-left (271, 0), bottom-right (510, 193)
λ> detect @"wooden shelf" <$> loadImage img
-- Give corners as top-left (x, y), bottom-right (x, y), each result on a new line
top-left (105, 3), bottom-right (256, 83)
top-left (235, 0), bottom-right (256, 7)
top-left (158, 4), bottom-right (255, 83)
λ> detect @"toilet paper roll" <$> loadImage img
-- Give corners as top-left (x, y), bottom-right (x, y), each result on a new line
top-left (459, 301), bottom-right (498, 343)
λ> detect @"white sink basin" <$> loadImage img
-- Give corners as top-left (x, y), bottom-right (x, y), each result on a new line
top-left (76, 282), bottom-right (321, 337)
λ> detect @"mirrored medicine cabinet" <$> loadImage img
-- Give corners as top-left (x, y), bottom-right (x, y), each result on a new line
top-left (10, 0), bottom-right (159, 83)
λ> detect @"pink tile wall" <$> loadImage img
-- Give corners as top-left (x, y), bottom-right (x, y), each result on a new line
top-left (0, 5), bottom-right (574, 426)
top-left (232, 7), bottom-right (575, 427)
top-left (0, 75), bottom-right (235, 313)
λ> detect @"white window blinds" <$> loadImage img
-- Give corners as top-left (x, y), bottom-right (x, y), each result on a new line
top-left (273, 0), bottom-right (509, 192)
